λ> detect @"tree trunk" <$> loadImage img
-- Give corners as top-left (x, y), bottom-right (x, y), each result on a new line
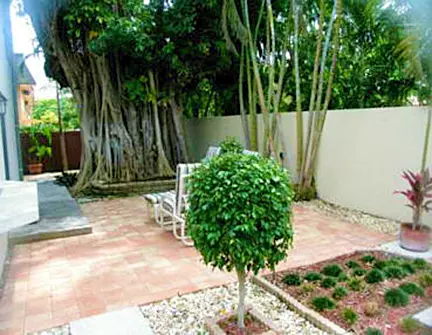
top-left (56, 83), bottom-right (69, 172)
top-left (421, 107), bottom-right (431, 172)
top-left (236, 268), bottom-right (247, 330)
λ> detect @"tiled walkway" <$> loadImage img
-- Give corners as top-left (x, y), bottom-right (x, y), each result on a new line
top-left (0, 197), bottom-right (394, 334)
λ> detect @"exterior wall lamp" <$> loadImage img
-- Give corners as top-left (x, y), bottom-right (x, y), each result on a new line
top-left (0, 91), bottom-right (10, 179)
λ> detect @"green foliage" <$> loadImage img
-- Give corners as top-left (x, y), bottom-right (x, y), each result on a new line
top-left (293, 184), bottom-right (317, 201)
top-left (219, 137), bottom-right (243, 155)
top-left (321, 264), bottom-right (343, 277)
top-left (384, 288), bottom-right (410, 307)
top-left (361, 255), bottom-right (376, 264)
top-left (341, 307), bottom-right (358, 326)
top-left (337, 272), bottom-right (349, 282)
top-left (373, 260), bottom-right (388, 270)
top-left (348, 278), bottom-right (365, 292)
top-left (399, 317), bottom-right (422, 333)
top-left (412, 258), bottom-right (428, 270)
top-left (187, 153), bottom-right (294, 275)
top-left (332, 286), bottom-right (348, 300)
top-left (303, 271), bottom-right (322, 282)
top-left (352, 268), bottom-right (367, 277)
top-left (366, 328), bottom-right (383, 335)
top-left (399, 282), bottom-right (424, 297)
top-left (32, 98), bottom-right (80, 130)
top-left (365, 269), bottom-right (385, 284)
top-left (418, 272), bottom-right (432, 288)
top-left (321, 277), bottom-right (337, 289)
top-left (346, 260), bottom-right (361, 269)
top-left (311, 296), bottom-right (336, 311)
top-left (384, 266), bottom-right (407, 279)
top-left (282, 273), bottom-right (301, 286)
top-left (20, 123), bottom-right (54, 163)
top-left (300, 284), bottom-right (314, 294)
top-left (401, 262), bottom-right (416, 275)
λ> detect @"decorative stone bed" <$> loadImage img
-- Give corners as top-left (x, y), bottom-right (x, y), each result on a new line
top-left (254, 251), bottom-right (432, 335)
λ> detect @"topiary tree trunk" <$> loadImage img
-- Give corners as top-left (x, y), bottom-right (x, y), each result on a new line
top-left (236, 269), bottom-right (247, 329)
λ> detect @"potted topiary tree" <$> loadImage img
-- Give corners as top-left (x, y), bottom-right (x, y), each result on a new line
top-left (187, 152), bottom-right (294, 333)
top-left (395, 169), bottom-right (432, 252)
top-left (21, 123), bottom-right (53, 174)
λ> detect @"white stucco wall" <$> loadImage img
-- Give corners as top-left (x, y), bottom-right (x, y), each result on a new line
top-left (0, 0), bottom-right (20, 182)
top-left (0, 233), bottom-right (8, 282)
top-left (185, 106), bottom-right (432, 224)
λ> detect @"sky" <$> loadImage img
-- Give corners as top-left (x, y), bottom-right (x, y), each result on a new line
top-left (10, 0), bottom-right (56, 100)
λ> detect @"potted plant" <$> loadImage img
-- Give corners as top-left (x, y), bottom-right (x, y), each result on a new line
top-left (395, 169), bottom-right (432, 252)
top-left (188, 152), bottom-right (294, 333)
top-left (21, 123), bottom-right (53, 174)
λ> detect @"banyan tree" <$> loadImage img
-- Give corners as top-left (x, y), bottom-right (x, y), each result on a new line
top-left (23, 0), bottom-right (237, 191)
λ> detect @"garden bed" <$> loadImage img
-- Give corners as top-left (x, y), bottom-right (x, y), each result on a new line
top-left (266, 251), bottom-right (432, 334)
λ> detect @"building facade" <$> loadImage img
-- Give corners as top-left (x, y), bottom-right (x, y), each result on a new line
top-left (15, 53), bottom-right (36, 126)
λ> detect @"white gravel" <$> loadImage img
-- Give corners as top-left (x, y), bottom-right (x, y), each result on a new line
top-left (299, 199), bottom-right (399, 235)
top-left (28, 325), bottom-right (70, 335)
top-left (140, 281), bottom-right (328, 335)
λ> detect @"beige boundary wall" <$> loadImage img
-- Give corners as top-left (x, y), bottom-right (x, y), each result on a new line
top-left (185, 106), bottom-right (432, 225)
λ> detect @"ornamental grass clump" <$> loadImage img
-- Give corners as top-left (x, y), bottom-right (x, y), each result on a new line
top-left (399, 282), bottom-right (425, 297)
top-left (303, 271), bottom-right (322, 282)
top-left (384, 288), bottom-right (410, 307)
top-left (187, 153), bottom-right (294, 331)
top-left (282, 273), bottom-right (301, 286)
top-left (311, 296), bottom-right (336, 311)
top-left (365, 269), bottom-right (385, 284)
top-left (321, 264), bottom-right (343, 277)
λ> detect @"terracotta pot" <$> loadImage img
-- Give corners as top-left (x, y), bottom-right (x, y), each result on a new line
top-left (28, 163), bottom-right (43, 175)
top-left (399, 223), bottom-right (431, 252)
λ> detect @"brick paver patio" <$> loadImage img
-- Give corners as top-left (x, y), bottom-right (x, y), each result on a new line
top-left (0, 197), bottom-right (394, 334)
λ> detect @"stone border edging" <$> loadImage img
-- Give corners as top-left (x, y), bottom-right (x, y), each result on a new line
top-left (251, 276), bottom-right (350, 335)
top-left (205, 306), bottom-right (283, 335)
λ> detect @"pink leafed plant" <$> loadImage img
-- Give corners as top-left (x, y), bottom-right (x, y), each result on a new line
top-left (395, 168), bottom-right (432, 229)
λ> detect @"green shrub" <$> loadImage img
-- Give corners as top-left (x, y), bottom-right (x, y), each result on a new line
top-left (365, 269), bottom-right (385, 284)
top-left (332, 286), bottom-right (348, 300)
top-left (282, 273), bottom-right (301, 286)
top-left (219, 137), bottom-right (243, 154)
top-left (321, 264), bottom-right (343, 277)
top-left (321, 277), bottom-right (337, 288)
top-left (188, 153), bottom-right (294, 328)
top-left (361, 255), bottom-right (376, 263)
top-left (418, 272), bottom-right (432, 288)
top-left (384, 288), bottom-right (410, 307)
top-left (352, 268), bottom-right (367, 277)
top-left (399, 282), bottom-right (425, 296)
top-left (374, 260), bottom-right (388, 270)
top-left (300, 284), bottom-right (314, 294)
top-left (366, 328), bottom-right (383, 335)
top-left (412, 258), bottom-right (428, 270)
top-left (399, 317), bottom-right (421, 333)
top-left (341, 307), bottom-right (358, 325)
top-left (311, 296), bottom-right (336, 311)
top-left (401, 262), bottom-right (416, 275)
top-left (387, 257), bottom-right (404, 266)
top-left (384, 266), bottom-right (407, 279)
top-left (303, 271), bottom-right (322, 282)
top-left (346, 260), bottom-right (361, 269)
top-left (337, 272), bottom-right (349, 282)
top-left (348, 278), bottom-right (365, 291)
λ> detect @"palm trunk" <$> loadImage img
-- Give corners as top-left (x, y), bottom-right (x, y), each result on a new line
top-left (236, 268), bottom-right (247, 330)
top-left (421, 106), bottom-right (431, 172)
top-left (239, 45), bottom-right (251, 149)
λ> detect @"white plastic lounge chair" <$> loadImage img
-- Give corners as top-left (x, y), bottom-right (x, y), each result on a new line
top-left (159, 163), bottom-right (201, 246)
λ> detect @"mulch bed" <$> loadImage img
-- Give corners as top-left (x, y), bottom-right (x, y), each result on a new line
top-left (218, 313), bottom-right (270, 335)
top-left (267, 251), bottom-right (432, 335)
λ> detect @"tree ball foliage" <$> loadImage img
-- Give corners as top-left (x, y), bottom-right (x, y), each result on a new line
top-left (348, 278), bottom-right (365, 292)
top-left (399, 282), bottom-right (425, 297)
top-left (365, 269), bottom-right (385, 284)
top-left (361, 255), bottom-right (376, 263)
top-left (332, 286), bottom-right (348, 300)
top-left (412, 258), bottom-right (428, 270)
top-left (346, 260), bottom-right (361, 269)
top-left (366, 328), bottom-right (383, 335)
top-left (303, 271), bottom-right (322, 282)
top-left (282, 273), bottom-right (301, 286)
top-left (384, 266), bottom-right (407, 279)
top-left (321, 264), bottom-right (343, 277)
top-left (384, 288), bottom-right (410, 307)
top-left (341, 307), bottom-right (358, 325)
top-left (219, 136), bottom-right (243, 155)
top-left (352, 268), bottom-right (367, 277)
top-left (311, 296), bottom-right (336, 311)
top-left (418, 272), bottom-right (432, 288)
top-left (187, 153), bottom-right (294, 274)
top-left (321, 277), bottom-right (337, 288)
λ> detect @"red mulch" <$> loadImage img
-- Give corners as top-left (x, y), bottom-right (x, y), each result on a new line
top-left (268, 251), bottom-right (432, 335)
top-left (218, 313), bottom-right (270, 335)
